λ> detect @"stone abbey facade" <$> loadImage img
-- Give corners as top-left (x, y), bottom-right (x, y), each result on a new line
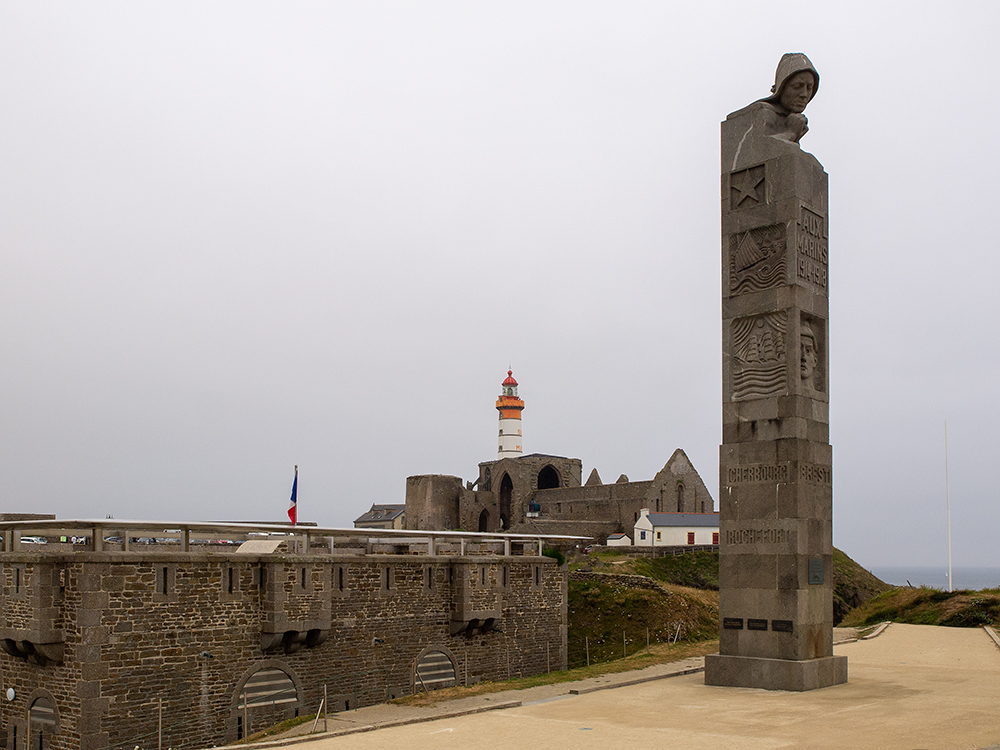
top-left (0, 524), bottom-right (567, 750)
top-left (405, 448), bottom-right (715, 540)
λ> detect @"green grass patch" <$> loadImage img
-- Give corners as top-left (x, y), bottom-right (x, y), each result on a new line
top-left (567, 577), bottom-right (718, 668)
top-left (630, 551), bottom-right (720, 590)
top-left (840, 586), bottom-right (1000, 628)
top-left (394, 639), bottom-right (719, 707)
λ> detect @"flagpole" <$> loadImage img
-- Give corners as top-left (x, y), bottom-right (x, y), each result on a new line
top-left (945, 423), bottom-right (952, 592)
top-left (288, 465), bottom-right (299, 527)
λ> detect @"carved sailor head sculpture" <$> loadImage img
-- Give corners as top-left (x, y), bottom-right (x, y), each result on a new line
top-left (760, 53), bottom-right (820, 143)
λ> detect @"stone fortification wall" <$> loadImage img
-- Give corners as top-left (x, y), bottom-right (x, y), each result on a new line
top-left (0, 551), bottom-right (565, 750)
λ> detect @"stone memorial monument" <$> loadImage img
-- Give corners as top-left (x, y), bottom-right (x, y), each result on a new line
top-left (704, 53), bottom-right (848, 691)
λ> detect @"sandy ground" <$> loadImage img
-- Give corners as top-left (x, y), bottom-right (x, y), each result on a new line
top-left (233, 624), bottom-right (1000, 750)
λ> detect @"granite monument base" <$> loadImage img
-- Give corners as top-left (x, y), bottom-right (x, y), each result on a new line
top-left (705, 652), bottom-right (847, 692)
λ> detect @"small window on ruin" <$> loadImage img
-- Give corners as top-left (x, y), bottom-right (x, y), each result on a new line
top-left (534, 566), bottom-right (540, 586)
top-left (480, 567), bottom-right (487, 586)
top-left (227, 566), bottom-right (236, 594)
top-left (14, 567), bottom-right (20, 594)
top-left (338, 567), bottom-right (346, 591)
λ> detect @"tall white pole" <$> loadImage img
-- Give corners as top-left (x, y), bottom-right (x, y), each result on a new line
top-left (945, 421), bottom-right (952, 592)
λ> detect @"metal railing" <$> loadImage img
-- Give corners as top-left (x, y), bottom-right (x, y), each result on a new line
top-left (0, 518), bottom-right (588, 557)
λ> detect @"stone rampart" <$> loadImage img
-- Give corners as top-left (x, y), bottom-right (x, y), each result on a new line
top-left (0, 550), bottom-right (565, 750)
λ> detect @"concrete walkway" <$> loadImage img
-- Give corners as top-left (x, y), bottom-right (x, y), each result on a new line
top-left (236, 624), bottom-right (1000, 750)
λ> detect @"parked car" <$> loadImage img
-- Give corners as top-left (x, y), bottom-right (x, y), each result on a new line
top-left (20, 536), bottom-right (46, 545)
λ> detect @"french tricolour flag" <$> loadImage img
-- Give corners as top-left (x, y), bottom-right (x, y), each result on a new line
top-left (287, 465), bottom-right (298, 525)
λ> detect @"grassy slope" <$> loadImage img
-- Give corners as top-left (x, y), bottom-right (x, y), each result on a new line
top-left (572, 547), bottom-right (891, 625)
top-left (840, 586), bottom-right (1000, 628)
top-left (831, 548), bottom-right (893, 623)
top-left (567, 575), bottom-right (718, 668)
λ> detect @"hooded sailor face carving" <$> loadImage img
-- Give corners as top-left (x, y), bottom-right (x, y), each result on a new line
top-left (757, 53), bottom-right (820, 144)
top-left (767, 53), bottom-right (820, 114)
top-left (780, 71), bottom-right (816, 114)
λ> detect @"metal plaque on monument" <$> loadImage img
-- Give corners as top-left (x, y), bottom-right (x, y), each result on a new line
top-left (704, 53), bottom-right (848, 691)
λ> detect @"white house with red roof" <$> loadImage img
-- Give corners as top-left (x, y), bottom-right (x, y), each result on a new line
top-left (633, 507), bottom-right (719, 547)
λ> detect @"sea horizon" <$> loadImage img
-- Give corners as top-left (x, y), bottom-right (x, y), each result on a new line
top-left (870, 566), bottom-right (1000, 591)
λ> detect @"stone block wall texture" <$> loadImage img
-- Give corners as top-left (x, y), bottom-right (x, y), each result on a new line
top-left (705, 93), bottom-right (846, 690)
top-left (404, 475), bottom-right (463, 531)
top-left (0, 551), bottom-right (565, 750)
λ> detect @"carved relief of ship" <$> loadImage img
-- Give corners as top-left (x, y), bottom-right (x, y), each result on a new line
top-left (731, 312), bottom-right (787, 400)
top-left (730, 225), bottom-right (786, 295)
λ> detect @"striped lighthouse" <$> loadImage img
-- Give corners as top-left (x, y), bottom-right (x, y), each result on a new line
top-left (496, 369), bottom-right (524, 459)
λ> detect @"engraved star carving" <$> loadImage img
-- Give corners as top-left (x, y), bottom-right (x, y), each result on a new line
top-left (731, 169), bottom-right (765, 208)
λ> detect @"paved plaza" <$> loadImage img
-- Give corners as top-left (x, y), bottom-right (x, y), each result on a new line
top-left (245, 624), bottom-right (1000, 750)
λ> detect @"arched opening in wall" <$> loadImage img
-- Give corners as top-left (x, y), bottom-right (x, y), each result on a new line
top-left (537, 465), bottom-right (560, 489)
top-left (235, 666), bottom-right (299, 739)
top-left (28, 695), bottom-right (57, 750)
top-left (414, 649), bottom-right (457, 691)
top-left (677, 483), bottom-right (685, 512)
top-left (478, 509), bottom-right (490, 533)
top-left (498, 473), bottom-right (513, 529)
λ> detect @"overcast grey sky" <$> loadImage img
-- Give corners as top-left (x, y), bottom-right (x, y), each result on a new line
top-left (2, 2), bottom-right (997, 568)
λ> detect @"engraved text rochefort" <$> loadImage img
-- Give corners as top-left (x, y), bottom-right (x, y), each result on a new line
top-left (725, 528), bottom-right (792, 545)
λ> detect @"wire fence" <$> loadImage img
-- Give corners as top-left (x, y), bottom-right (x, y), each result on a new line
top-left (567, 623), bottom-right (687, 669)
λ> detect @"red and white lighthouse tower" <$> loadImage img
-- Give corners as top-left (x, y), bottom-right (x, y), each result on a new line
top-left (496, 369), bottom-right (524, 459)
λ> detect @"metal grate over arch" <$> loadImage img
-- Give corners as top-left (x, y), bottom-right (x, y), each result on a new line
top-left (237, 668), bottom-right (297, 709)
top-left (414, 651), bottom-right (456, 691)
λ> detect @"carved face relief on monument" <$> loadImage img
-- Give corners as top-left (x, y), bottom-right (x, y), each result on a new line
top-left (799, 315), bottom-right (826, 393)
top-left (779, 72), bottom-right (816, 114)
top-left (800, 324), bottom-right (818, 384)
